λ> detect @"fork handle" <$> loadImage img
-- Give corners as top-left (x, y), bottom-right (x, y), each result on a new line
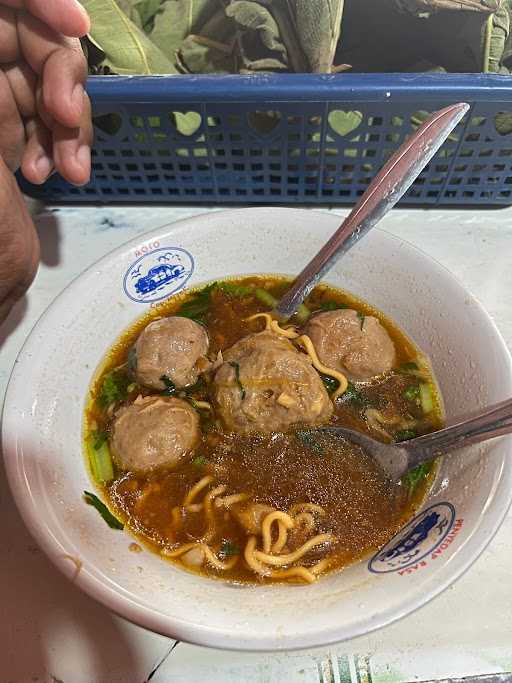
top-left (404, 397), bottom-right (512, 468)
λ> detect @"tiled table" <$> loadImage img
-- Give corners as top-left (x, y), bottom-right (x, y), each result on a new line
top-left (1, 204), bottom-right (511, 683)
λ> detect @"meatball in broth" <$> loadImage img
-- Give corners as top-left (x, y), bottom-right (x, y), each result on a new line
top-left (111, 396), bottom-right (200, 472)
top-left (305, 309), bottom-right (396, 380)
top-left (213, 331), bottom-right (333, 433)
top-left (134, 316), bottom-right (209, 390)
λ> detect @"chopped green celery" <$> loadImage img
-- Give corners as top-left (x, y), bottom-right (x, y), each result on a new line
top-left (402, 462), bottom-right (432, 496)
top-left (403, 384), bottom-right (420, 402)
top-left (192, 454), bottom-right (208, 467)
top-left (399, 361), bottom-right (419, 373)
top-left (218, 282), bottom-right (253, 297)
top-left (254, 287), bottom-right (310, 322)
top-left (419, 383), bottom-right (434, 414)
top-left (98, 370), bottom-right (130, 408)
top-left (229, 362), bottom-right (246, 400)
top-left (87, 434), bottom-right (114, 483)
top-left (394, 429), bottom-right (417, 442)
top-left (219, 540), bottom-right (240, 558)
top-left (319, 301), bottom-right (348, 312)
top-left (160, 374), bottom-right (176, 396)
top-left (321, 373), bottom-right (340, 394)
top-left (177, 283), bottom-right (217, 322)
top-left (342, 381), bottom-right (368, 406)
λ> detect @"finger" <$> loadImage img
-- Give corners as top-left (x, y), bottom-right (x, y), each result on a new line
top-left (3, 62), bottom-right (37, 117)
top-left (17, 13), bottom-right (86, 127)
top-left (0, 69), bottom-right (25, 171)
top-left (53, 90), bottom-right (92, 186)
top-left (1, 0), bottom-right (90, 37)
top-left (0, 6), bottom-right (19, 63)
top-left (20, 116), bottom-right (53, 184)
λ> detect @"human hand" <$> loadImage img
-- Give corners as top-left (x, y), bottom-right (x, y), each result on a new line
top-left (0, 0), bottom-right (93, 185)
top-left (0, 153), bottom-right (39, 325)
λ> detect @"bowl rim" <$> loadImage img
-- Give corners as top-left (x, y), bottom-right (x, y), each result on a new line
top-left (3, 207), bottom-right (512, 652)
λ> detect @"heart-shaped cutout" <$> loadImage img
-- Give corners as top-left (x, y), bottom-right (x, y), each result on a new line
top-left (495, 112), bottom-right (512, 136)
top-left (328, 110), bottom-right (363, 137)
top-left (169, 111), bottom-right (202, 137)
top-left (248, 110), bottom-right (282, 136)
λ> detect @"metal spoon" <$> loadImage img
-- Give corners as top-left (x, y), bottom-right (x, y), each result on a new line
top-left (274, 102), bottom-right (470, 321)
top-left (318, 397), bottom-right (512, 482)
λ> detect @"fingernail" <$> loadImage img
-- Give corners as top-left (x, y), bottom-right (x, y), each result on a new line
top-left (35, 155), bottom-right (53, 181)
top-left (77, 145), bottom-right (91, 175)
top-left (72, 84), bottom-right (84, 116)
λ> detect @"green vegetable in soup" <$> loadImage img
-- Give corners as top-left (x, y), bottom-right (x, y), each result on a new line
top-left (321, 373), bottom-right (340, 394)
top-left (83, 491), bottom-right (124, 530)
top-left (160, 375), bottom-right (177, 396)
top-left (343, 381), bottom-right (368, 407)
top-left (318, 301), bottom-right (349, 312)
top-left (403, 384), bottom-right (421, 403)
top-left (419, 383), bottom-right (434, 414)
top-left (295, 429), bottom-right (324, 454)
top-left (357, 311), bottom-right (365, 329)
top-left (177, 282), bottom-right (217, 323)
top-left (219, 540), bottom-right (240, 558)
top-left (192, 454), bottom-right (208, 467)
top-left (399, 361), bottom-right (420, 373)
top-left (218, 282), bottom-right (254, 298)
top-left (402, 462), bottom-right (432, 496)
top-left (394, 429), bottom-right (417, 442)
top-left (87, 430), bottom-right (114, 483)
top-left (98, 369), bottom-right (131, 408)
top-left (229, 362), bottom-right (246, 400)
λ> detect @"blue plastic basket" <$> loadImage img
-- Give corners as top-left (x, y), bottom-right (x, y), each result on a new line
top-left (18, 73), bottom-right (512, 206)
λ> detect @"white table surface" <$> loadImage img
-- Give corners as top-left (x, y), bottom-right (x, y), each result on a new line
top-left (1, 203), bottom-right (511, 683)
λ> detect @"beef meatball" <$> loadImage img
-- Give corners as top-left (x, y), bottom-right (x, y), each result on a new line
top-left (212, 331), bottom-right (333, 434)
top-left (304, 309), bottom-right (396, 380)
top-left (134, 316), bottom-right (209, 390)
top-left (110, 396), bottom-right (200, 472)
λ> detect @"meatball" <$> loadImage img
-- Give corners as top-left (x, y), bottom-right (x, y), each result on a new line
top-left (304, 309), bottom-right (396, 380)
top-left (212, 331), bottom-right (333, 434)
top-left (134, 316), bottom-right (209, 390)
top-left (110, 396), bottom-right (200, 472)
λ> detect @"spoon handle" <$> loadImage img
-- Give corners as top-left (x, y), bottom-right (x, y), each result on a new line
top-left (274, 102), bottom-right (470, 321)
top-left (404, 397), bottom-right (512, 468)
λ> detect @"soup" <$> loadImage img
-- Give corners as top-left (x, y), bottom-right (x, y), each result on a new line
top-left (84, 277), bottom-right (443, 584)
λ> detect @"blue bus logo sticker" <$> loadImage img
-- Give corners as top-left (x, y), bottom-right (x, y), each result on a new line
top-left (123, 247), bottom-right (194, 304)
top-left (368, 502), bottom-right (456, 574)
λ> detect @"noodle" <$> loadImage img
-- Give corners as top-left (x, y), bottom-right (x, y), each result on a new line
top-left (271, 567), bottom-right (316, 584)
top-left (244, 536), bottom-right (272, 576)
top-left (272, 521), bottom-right (289, 554)
top-left (246, 313), bottom-right (299, 339)
top-left (203, 484), bottom-right (227, 541)
top-left (163, 542), bottom-right (199, 558)
top-left (310, 558), bottom-right (332, 576)
top-left (193, 400), bottom-right (212, 411)
top-left (295, 335), bottom-right (348, 400)
top-left (261, 511), bottom-right (294, 554)
top-left (215, 493), bottom-right (250, 508)
top-left (171, 506), bottom-right (182, 530)
top-left (185, 503), bottom-right (203, 513)
top-left (253, 533), bottom-right (335, 566)
top-left (203, 545), bottom-right (239, 571)
top-left (183, 475), bottom-right (214, 506)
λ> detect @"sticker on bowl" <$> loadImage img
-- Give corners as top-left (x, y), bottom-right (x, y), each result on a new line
top-left (368, 502), bottom-right (456, 574)
top-left (123, 247), bottom-right (194, 304)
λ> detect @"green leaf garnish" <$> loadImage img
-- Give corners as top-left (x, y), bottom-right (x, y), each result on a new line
top-left (394, 429), bottom-right (417, 442)
top-left (402, 462), bottom-right (432, 496)
top-left (342, 381), bottom-right (368, 407)
top-left (98, 370), bottom-right (131, 408)
top-left (403, 384), bottom-right (421, 403)
top-left (357, 311), bottom-right (365, 329)
top-left (229, 362), bottom-right (246, 400)
top-left (160, 375), bottom-right (176, 396)
top-left (83, 491), bottom-right (124, 530)
top-left (321, 374), bottom-right (340, 394)
top-left (219, 540), bottom-right (240, 558)
top-left (295, 430), bottom-right (324, 455)
top-left (91, 429), bottom-right (108, 450)
top-left (177, 283), bottom-right (217, 323)
top-left (218, 282), bottom-right (254, 297)
top-left (319, 301), bottom-right (348, 312)
top-left (192, 454), bottom-right (208, 467)
top-left (398, 361), bottom-right (420, 374)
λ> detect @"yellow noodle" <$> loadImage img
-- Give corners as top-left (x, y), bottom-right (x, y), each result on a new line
top-left (215, 493), bottom-right (250, 508)
top-left (162, 542), bottom-right (199, 558)
top-left (272, 521), bottom-right (289, 554)
top-left (203, 484), bottom-right (227, 542)
top-left (293, 512), bottom-right (316, 533)
top-left (246, 313), bottom-right (299, 339)
top-left (261, 511), bottom-right (295, 554)
top-left (310, 558), bottom-right (332, 576)
top-left (296, 335), bottom-right (348, 400)
top-left (254, 533), bottom-right (335, 566)
top-left (186, 503), bottom-right (203, 513)
top-left (183, 475), bottom-right (214, 506)
top-left (289, 503), bottom-right (326, 517)
top-left (203, 545), bottom-right (239, 571)
top-left (270, 567), bottom-right (316, 584)
top-left (244, 536), bottom-right (272, 576)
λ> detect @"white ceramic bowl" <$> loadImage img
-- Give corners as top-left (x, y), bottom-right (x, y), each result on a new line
top-left (3, 208), bottom-right (512, 651)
